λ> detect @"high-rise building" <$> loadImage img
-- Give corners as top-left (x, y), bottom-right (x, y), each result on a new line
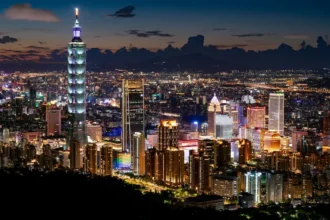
top-left (67, 8), bottom-right (87, 147)
top-left (84, 143), bottom-right (97, 174)
top-left (208, 94), bottom-right (221, 137)
top-left (145, 148), bottom-right (157, 179)
top-left (132, 132), bottom-right (145, 175)
top-left (189, 150), bottom-right (199, 190)
top-left (46, 108), bottom-right (61, 136)
top-left (238, 139), bottom-right (253, 164)
top-left (247, 106), bottom-right (266, 128)
top-left (214, 140), bottom-right (231, 168)
top-left (158, 120), bottom-right (179, 150)
top-left (122, 79), bottom-right (144, 152)
top-left (215, 114), bottom-right (233, 139)
top-left (164, 147), bottom-right (184, 186)
top-left (100, 145), bottom-right (113, 176)
top-left (70, 138), bottom-right (83, 169)
top-left (268, 93), bottom-right (284, 136)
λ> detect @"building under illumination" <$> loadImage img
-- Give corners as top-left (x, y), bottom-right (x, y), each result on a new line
top-left (208, 94), bottom-right (221, 137)
top-left (132, 132), bottom-right (145, 175)
top-left (46, 107), bottom-right (61, 136)
top-left (122, 79), bottom-right (145, 152)
top-left (67, 8), bottom-right (87, 147)
top-left (215, 114), bottom-right (233, 139)
top-left (84, 143), bottom-right (97, 174)
top-left (100, 145), bottom-right (113, 176)
top-left (158, 120), bottom-right (179, 150)
top-left (268, 93), bottom-right (284, 136)
top-left (247, 106), bottom-right (265, 128)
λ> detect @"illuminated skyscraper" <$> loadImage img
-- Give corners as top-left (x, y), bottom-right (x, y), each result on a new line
top-left (247, 106), bottom-right (266, 128)
top-left (100, 145), bottom-right (113, 176)
top-left (158, 120), bottom-right (179, 150)
top-left (164, 147), bottom-right (185, 186)
top-left (268, 93), bottom-right (284, 135)
top-left (84, 143), bottom-right (97, 174)
top-left (208, 94), bottom-right (221, 137)
top-left (122, 79), bottom-right (144, 152)
top-left (67, 8), bottom-right (87, 147)
top-left (132, 132), bottom-right (145, 175)
top-left (46, 107), bottom-right (61, 136)
top-left (70, 138), bottom-right (83, 169)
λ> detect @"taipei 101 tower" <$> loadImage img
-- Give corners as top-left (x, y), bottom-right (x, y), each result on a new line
top-left (67, 8), bottom-right (87, 147)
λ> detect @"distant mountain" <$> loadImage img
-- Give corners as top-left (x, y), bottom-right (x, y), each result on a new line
top-left (129, 53), bottom-right (234, 72)
top-left (2, 35), bottom-right (330, 72)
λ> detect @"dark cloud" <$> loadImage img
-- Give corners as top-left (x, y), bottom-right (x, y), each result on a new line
top-left (0, 36), bottom-right (18, 44)
top-left (25, 45), bottom-right (49, 50)
top-left (4, 3), bottom-right (60, 22)
top-left (26, 50), bottom-right (41, 54)
top-left (168, 41), bottom-right (176, 44)
top-left (212, 44), bottom-right (249, 49)
top-left (38, 41), bottom-right (46, 44)
top-left (107, 5), bottom-right (135, 18)
top-left (213, 28), bottom-right (228, 31)
top-left (94, 36), bottom-right (102, 38)
top-left (232, 33), bottom-right (273, 38)
top-left (127, 30), bottom-right (174, 38)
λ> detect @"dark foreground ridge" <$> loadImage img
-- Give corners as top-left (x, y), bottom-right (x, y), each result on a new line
top-left (1, 168), bottom-right (329, 219)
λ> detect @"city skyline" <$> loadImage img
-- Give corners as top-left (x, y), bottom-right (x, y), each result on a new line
top-left (1, 0), bottom-right (330, 63)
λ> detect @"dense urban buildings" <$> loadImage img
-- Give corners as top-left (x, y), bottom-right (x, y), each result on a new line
top-left (2, 4), bottom-right (330, 218)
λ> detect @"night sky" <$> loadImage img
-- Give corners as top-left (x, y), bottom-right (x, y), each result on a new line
top-left (1, 0), bottom-right (330, 57)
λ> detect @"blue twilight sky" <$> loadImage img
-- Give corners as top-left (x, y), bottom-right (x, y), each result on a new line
top-left (1, 0), bottom-right (330, 53)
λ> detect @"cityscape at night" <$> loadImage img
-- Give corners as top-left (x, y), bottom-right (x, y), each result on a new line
top-left (2, 1), bottom-right (330, 219)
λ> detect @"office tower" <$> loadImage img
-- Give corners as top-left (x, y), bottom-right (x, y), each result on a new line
top-left (208, 94), bottom-right (221, 137)
top-left (100, 145), bottom-right (113, 176)
top-left (67, 8), bottom-right (87, 147)
top-left (155, 150), bottom-right (165, 182)
top-left (245, 170), bottom-right (263, 204)
top-left (214, 140), bottom-right (231, 168)
top-left (198, 155), bottom-right (211, 192)
top-left (247, 106), bottom-right (266, 128)
top-left (70, 138), bottom-right (83, 169)
top-left (238, 139), bottom-right (253, 164)
top-left (132, 132), bottom-right (145, 175)
top-left (223, 103), bottom-right (239, 135)
top-left (158, 120), bottom-right (179, 150)
top-left (46, 108), bottom-right (61, 136)
top-left (145, 148), bottom-right (157, 179)
top-left (85, 143), bottom-right (97, 174)
top-left (86, 123), bottom-right (102, 142)
top-left (189, 150), bottom-right (199, 190)
top-left (215, 114), bottom-right (233, 139)
top-left (263, 131), bottom-right (281, 152)
top-left (122, 79), bottom-right (145, 152)
top-left (164, 147), bottom-right (184, 186)
top-left (268, 93), bottom-right (284, 135)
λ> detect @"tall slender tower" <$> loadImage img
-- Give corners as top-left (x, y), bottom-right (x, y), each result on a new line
top-left (67, 8), bottom-right (87, 146)
top-left (268, 93), bottom-right (284, 136)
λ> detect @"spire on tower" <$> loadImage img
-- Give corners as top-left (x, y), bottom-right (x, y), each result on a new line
top-left (75, 8), bottom-right (79, 19)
